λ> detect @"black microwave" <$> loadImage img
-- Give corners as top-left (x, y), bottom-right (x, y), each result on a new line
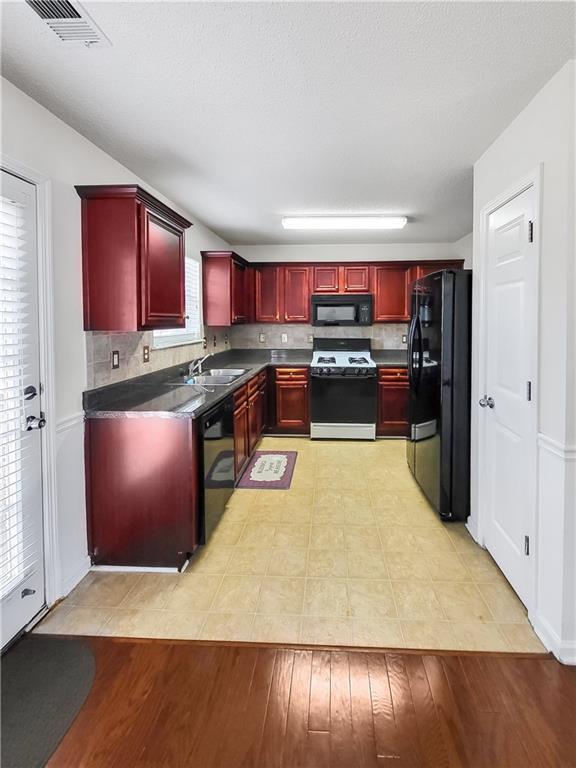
top-left (311, 294), bottom-right (373, 326)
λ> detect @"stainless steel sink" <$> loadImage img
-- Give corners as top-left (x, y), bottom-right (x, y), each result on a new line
top-left (184, 375), bottom-right (238, 386)
top-left (203, 368), bottom-right (246, 376)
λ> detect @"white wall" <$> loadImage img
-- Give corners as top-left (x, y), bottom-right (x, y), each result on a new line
top-left (471, 60), bottom-right (575, 662)
top-left (1, 78), bottom-right (231, 599)
top-left (233, 240), bottom-right (472, 267)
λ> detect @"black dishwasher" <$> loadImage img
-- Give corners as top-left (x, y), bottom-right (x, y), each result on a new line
top-left (199, 396), bottom-right (235, 543)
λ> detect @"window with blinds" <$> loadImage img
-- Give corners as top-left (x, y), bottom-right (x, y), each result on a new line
top-left (0, 185), bottom-right (40, 600)
top-left (153, 256), bottom-right (202, 348)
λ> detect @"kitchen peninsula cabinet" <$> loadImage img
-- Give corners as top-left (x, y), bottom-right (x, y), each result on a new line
top-left (201, 251), bottom-right (254, 326)
top-left (76, 185), bottom-right (192, 331)
top-left (377, 367), bottom-right (409, 436)
top-left (85, 417), bottom-right (199, 568)
top-left (272, 367), bottom-right (309, 433)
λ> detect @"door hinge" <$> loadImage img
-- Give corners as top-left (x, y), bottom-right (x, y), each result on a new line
top-left (524, 535), bottom-right (530, 556)
top-left (528, 220), bottom-right (534, 243)
top-left (526, 381), bottom-right (532, 401)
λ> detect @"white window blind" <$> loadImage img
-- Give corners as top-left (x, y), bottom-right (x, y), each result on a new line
top-left (153, 257), bottom-right (202, 348)
top-left (0, 190), bottom-right (37, 599)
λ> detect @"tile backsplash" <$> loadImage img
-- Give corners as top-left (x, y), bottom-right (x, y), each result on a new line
top-left (86, 323), bottom-right (407, 389)
top-left (229, 323), bottom-right (408, 350)
top-left (86, 328), bottom-right (230, 389)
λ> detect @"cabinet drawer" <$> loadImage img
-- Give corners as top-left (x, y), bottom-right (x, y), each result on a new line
top-left (378, 367), bottom-right (408, 382)
top-left (247, 376), bottom-right (259, 396)
top-left (257, 371), bottom-right (267, 387)
top-left (234, 385), bottom-right (248, 407)
top-left (275, 367), bottom-right (308, 382)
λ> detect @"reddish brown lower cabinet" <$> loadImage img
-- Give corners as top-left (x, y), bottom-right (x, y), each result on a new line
top-left (273, 368), bottom-right (309, 433)
top-left (377, 368), bottom-right (409, 437)
top-left (233, 386), bottom-right (250, 477)
top-left (85, 417), bottom-right (199, 568)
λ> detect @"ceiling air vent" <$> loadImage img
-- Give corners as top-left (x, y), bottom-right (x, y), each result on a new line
top-left (25, 0), bottom-right (111, 48)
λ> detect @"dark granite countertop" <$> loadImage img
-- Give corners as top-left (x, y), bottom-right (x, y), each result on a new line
top-left (83, 347), bottom-right (407, 419)
top-left (372, 349), bottom-right (408, 366)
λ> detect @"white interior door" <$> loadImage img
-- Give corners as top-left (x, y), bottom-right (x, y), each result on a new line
top-left (482, 185), bottom-right (537, 606)
top-left (0, 169), bottom-right (46, 648)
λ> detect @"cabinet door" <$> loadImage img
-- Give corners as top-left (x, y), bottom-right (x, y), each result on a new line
top-left (377, 369), bottom-right (409, 436)
top-left (248, 393), bottom-right (260, 454)
top-left (284, 266), bottom-right (311, 322)
top-left (372, 265), bottom-right (411, 322)
top-left (275, 383), bottom-right (309, 430)
top-left (86, 418), bottom-right (198, 568)
top-left (415, 261), bottom-right (463, 281)
top-left (312, 265), bottom-right (339, 293)
top-left (342, 265), bottom-right (370, 293)
top-left (231, 260), bottom-right (247, 324)
top-left (255, 266), bottom-right (282, 322)
top-left (233, 403), bottom-right (249, 477)
top-left (140, 206), bottom-right (185, 329)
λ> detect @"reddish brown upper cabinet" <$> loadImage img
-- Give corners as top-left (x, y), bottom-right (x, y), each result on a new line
top-left (342, 265), bottom-right (371, 293)
top-left (372, 265), bottom-right (412, 322)
top-left (76, 185), bottom-right (191, 332)
top-left (283, 266), bottom-right (311, 322)
top-left (313, 265), bottom-right (340, 293)
top-left (414, 261), bottom-right (464, 281)
top-left (255, 266), bottom-right (283, 322)
top-left (85, 416), bottom-right (199, 568)
top-left (201, 251), bottom-right (252, 326)
top-left (377, 367), bottom-right (409, 437)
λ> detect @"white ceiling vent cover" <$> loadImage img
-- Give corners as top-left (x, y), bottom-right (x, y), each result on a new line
top-left (25, 0), bottom-right (111, 48)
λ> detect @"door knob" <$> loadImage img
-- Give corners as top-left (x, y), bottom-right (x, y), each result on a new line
top-left (479, 396), bottom-right (495, 409)
top-left (25, 413), bottom-right (46, 431)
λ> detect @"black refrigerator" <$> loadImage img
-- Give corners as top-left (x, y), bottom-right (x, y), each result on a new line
top-left (406, 269), bottom-right (472, 521)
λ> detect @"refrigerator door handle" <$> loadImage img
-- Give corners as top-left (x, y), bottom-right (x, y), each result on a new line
top-left (407, 314), bottom-right (416, 389)
top-left (414, 316), bottom-right (424, 392)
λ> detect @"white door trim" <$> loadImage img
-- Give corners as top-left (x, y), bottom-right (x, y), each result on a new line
top-left (473, 165), bottom-right (542, 615)
top-left (1, 154), bottom-right (60, 609)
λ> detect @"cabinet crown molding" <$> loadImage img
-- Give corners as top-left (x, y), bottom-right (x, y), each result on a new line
top-left (75, 184), bottom-right (192, 230)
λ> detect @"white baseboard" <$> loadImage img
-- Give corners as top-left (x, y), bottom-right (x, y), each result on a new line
top-left (58, 555), bottom-right (91, 600)
top-left (531, 611), bottom-right (576, 665)
top-left (465, 515), bottom-right (481, 545)
top-left (91, 564), bottom-right (181, 574)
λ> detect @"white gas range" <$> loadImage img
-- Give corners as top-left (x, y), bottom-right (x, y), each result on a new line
top-left (310, 339), bottom-right (377, 440)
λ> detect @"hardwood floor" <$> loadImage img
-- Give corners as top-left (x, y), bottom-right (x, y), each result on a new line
top-left (47, 637), bottom-right (576, 768)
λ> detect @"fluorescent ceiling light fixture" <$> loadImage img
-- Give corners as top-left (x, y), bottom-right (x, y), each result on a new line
top-left (281, 215), bottom-right (407, 231)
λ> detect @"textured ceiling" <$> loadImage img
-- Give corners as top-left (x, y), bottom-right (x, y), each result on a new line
top-left (1, 1), bottom-right (575, 244)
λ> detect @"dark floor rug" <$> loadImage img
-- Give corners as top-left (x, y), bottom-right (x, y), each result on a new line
top-left (1, 634), bottom-right (96, 768)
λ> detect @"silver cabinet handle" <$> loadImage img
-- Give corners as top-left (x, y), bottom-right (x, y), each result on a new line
top-left (479, 395), bottom-right (495, 409)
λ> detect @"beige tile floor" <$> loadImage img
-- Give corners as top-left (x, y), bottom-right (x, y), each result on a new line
top-left (36, 438), bottom-right (546, 653)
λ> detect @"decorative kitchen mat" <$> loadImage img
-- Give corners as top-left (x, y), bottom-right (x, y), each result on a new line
top-left (237, 451), bottom-right (297, 490)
